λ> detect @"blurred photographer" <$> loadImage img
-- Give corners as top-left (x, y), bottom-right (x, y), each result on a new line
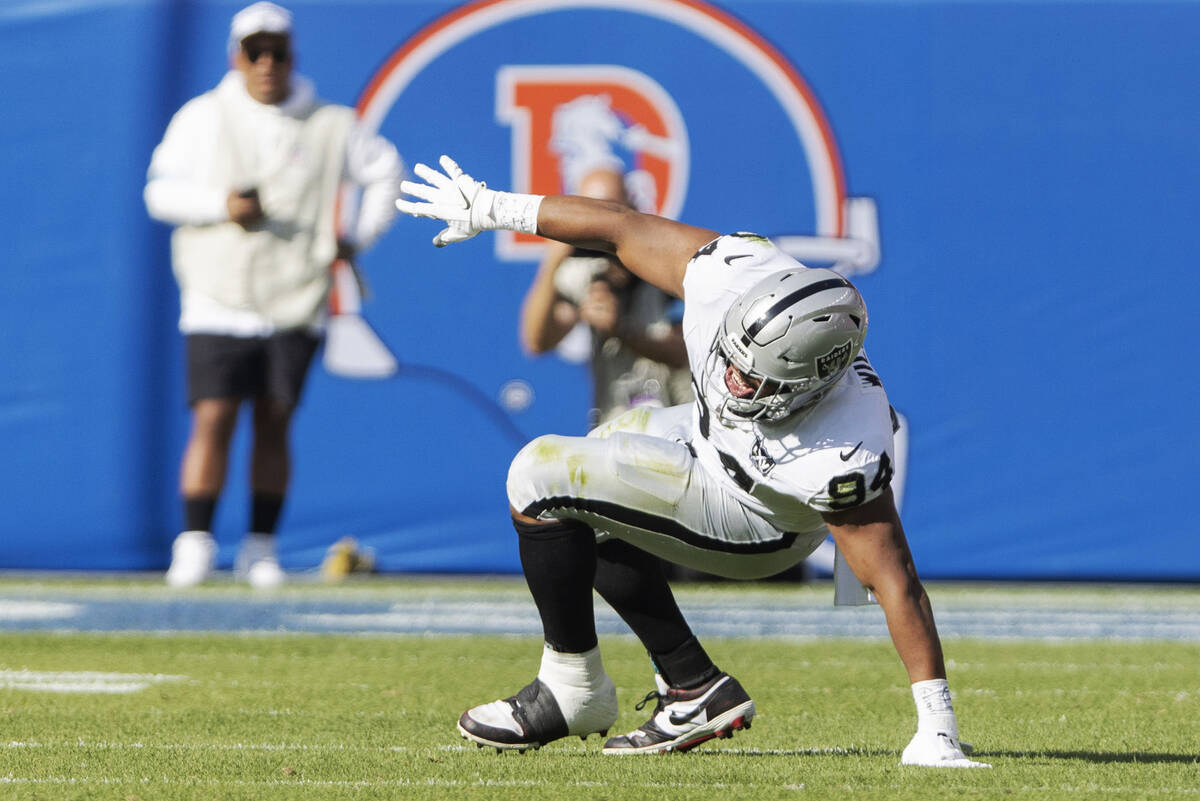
top-left (144, 2), bottom-right (404, 588)
top-left (519, 98), bottom-right (691, 428)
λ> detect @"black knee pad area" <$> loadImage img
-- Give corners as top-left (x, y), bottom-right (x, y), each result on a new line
top-left (512, 516), bottom-right (591, 542)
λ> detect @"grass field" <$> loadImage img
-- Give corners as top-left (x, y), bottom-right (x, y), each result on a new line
top-left (1, 578), bottom-right (1197, 800)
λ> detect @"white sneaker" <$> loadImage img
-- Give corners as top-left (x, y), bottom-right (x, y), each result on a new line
top-left (901, 729), bottom-right (991, 768)
top-left (165, 530), bottom-right (216, 588)
top-left (235, 534), bottom-right (285, 589)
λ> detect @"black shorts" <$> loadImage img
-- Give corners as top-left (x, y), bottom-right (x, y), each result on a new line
top-left (186, 330), bottom-right (321, 408)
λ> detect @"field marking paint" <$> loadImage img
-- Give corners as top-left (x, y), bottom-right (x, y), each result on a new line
top-left (0, 601), bottom-right (82, 621)
top-left (0, 775), bottom-right (771, 789)
top-left (0, 670), bottom-right (184, 694)
top-left (4, 740), bottom-right (407, 752)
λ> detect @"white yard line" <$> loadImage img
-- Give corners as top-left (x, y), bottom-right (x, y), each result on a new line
top-left (0, 670), bottom-right (184, 694)
top-left (5, 740), bottom-right (406, 752)
top-left (0, 600), bottom-right (83, 620)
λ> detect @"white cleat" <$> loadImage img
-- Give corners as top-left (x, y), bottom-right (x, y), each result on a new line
top-left (901, 730), bottom-right (991, 768)
top-left (235, 534), bottom-right (286, 589)
top-left (457, 675), bottom-right (618, 752)
top-left (165, 530), bottom-right (216, 588)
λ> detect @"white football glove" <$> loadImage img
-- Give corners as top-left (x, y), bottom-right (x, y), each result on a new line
top-left (395, 155), bottom-right (542, 248)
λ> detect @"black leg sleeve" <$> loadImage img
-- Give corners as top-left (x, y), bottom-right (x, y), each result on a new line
top-left (250, 492), bottom-right (285, 534)
top-left (593, 540), bottom-right (718, 689)
top-left (183, 495), bottom-right (217, 532)
top-left (514, 516), bottom-right (599, 654)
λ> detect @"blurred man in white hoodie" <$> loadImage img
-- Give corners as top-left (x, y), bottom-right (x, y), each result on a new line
top-left (145, 2), bottom-right (404, 588)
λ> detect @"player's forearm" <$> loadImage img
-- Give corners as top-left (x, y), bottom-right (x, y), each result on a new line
top-left (873, 575), bottom-right (948, 683)
top-left (537, 196), bottom-right (711, 299)
top-left (535, 195), bottom-right (633, 254)
top-left (838, 540), bottom-right (948, 682)
top-left (824, 492), bottom-right (947, 683)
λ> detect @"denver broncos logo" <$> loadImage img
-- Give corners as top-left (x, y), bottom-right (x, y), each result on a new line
top-left (494, 65), bottom-right (688, 258)
top-left (353, 0), bottom-right (879, 274)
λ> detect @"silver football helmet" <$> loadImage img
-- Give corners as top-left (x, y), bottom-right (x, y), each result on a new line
top-left (704, 268), bottom-right (868, 425)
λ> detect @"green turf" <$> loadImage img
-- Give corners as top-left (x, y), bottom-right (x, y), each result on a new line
top-left (1, 622), bottom-right (1197, 800)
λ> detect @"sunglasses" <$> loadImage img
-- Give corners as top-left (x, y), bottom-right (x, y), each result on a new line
top-left (244, 44), bottom-right (291, 63)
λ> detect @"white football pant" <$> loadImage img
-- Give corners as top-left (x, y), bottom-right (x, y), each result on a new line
top-left (507, 405), bottom-right (825, 579)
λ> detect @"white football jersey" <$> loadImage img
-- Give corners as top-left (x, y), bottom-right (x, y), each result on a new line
top-left (681, 233), bottom-right (897, 533)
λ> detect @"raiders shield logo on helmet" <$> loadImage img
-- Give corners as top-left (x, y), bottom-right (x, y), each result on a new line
top-left (816, 341), bottom-right (853, 381)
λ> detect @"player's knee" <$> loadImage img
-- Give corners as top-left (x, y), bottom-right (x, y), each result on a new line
top-left (507, 434), bottom-right (574, 512)
top-left (191, 399), bottom-right (239, 441)
top-left (509, 434), bottom-right (562, 480)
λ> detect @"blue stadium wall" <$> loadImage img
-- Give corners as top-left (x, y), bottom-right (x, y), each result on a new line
top-left (1, 0), bottom-right (1196, 580)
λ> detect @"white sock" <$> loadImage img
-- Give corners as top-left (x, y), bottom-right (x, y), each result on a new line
top-left (537, 644), bottom-right (616, 734)
top-left (538, 644), bottom-right (605, 693)
top-left (911, 678), bottom-right (959, 738)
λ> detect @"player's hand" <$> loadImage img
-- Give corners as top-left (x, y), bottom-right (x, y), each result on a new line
top-left (227, 188), bottom-right (264, 229)
top-left (395, 156), bottom-right (494, 248)
top-left (900, 730), bottom-right (991, 768)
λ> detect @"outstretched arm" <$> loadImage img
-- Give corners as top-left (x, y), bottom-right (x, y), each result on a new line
top-left (396, 156), bottom-right (716, 299)
top-left (823, 489), bottom-right (988, 768)
top-left (822, 488), bottom-right (946, 683)
top-left (534, 195), bottom-right (714, 299)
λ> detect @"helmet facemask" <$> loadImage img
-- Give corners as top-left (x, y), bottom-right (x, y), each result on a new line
top-left (702, 269), bottom-right (868, 428)
top-left (704, 338), bottom-right (824, 424)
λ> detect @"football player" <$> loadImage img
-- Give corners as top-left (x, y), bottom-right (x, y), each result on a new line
top-left (396, 157), bottom-right (988, 767)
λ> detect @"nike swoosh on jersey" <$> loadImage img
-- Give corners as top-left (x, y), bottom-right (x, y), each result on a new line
top-left (723, 253), bottom-right (753, 265)
top-left (840, 441), bottom-right (864, 461)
